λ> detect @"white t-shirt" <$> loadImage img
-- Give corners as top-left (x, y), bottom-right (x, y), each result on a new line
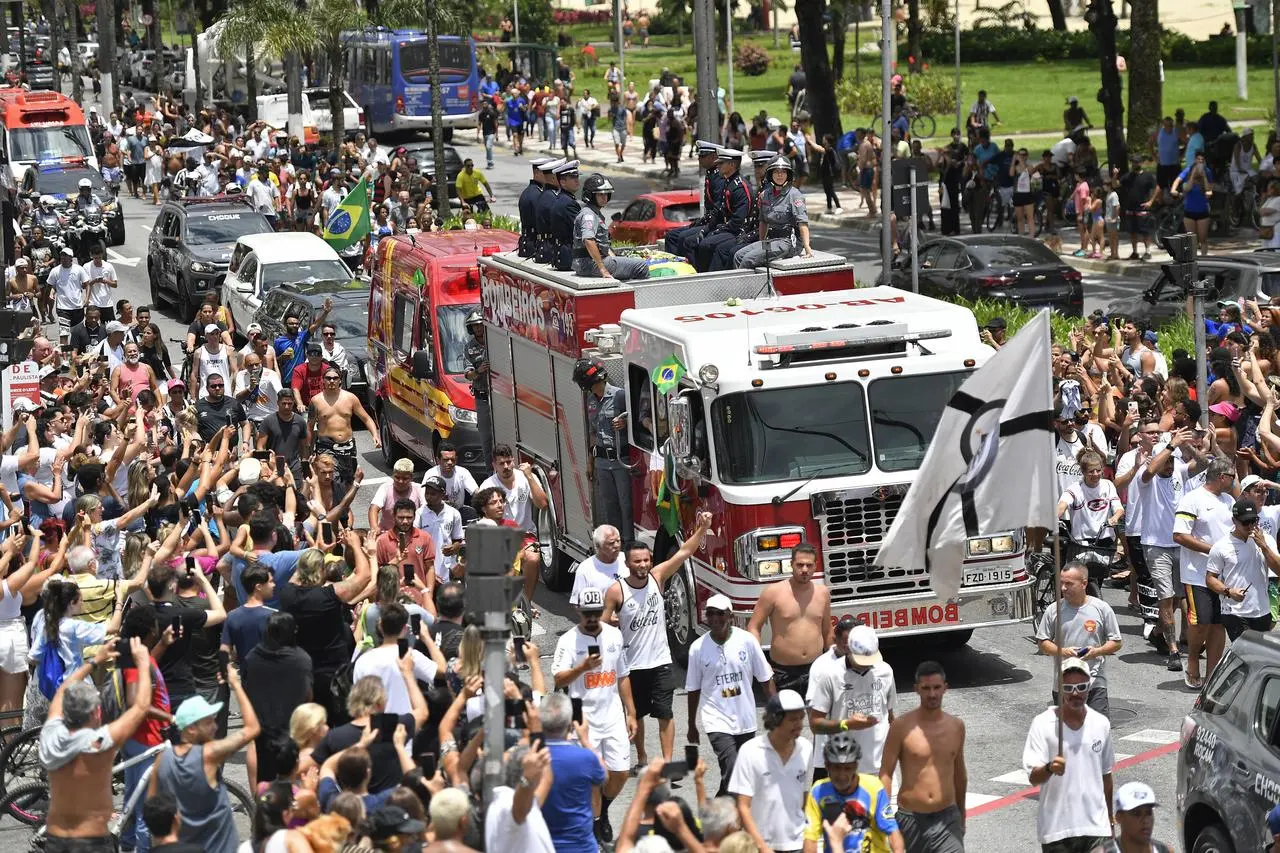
top-left (90, 519), bottom-right (125, 581)
top-left (807, 658), bottom-right (896, 771)
top-left (1055, 432), bottom-right (1085, 494)
top-left (1050, 137), bottom-right (1077, 167)
top-left (1060, 479), bottom-right (1121, 541)
top-left (1207, 530), bottom-right (1277, 619)
top-left (232, 367), bottom-right (283, 422)
top-left (480, 470), bottom-right (536, 532)
top-left (423, 464), bottom-right (479, 510)
top-left (0, 453), bottom-right (21, 514)
top-left (614, 574), bottom-right (672, 671)
top-left (552, 624), bottom-right (628, 728)
top-left (484, 785), bottom-right (556, 853)
top-left (569, 554), bottom-right (626, 606)
top-left (1115, 449), bottom-right (1147, 539)
top-left (195, 345), bottom-right (234, 398)
top-left (351, 644), bottom-right (439, 715)
top-left (416, 501), bottom-right (464, 582)
top-left (49, 263), bottom-right (89, 312)
top-left (1138, 460), bottom-right (1189, 549)
top-left (1022, 707), bottom-right (1114, 844)
top-left (247, 178), bottom-right (280, 216)
top-left (1173, 487), bottom-right (1235, 587)
top-left (1255, 504), bottom-right (1280, 539)
top-left (83, 260), bottom-right (117, 309)
top-left (805, 648), bottom-right (844, 770)
top-left (727, 734), bottom-right (813, 851)
top-left (685, 627), bottom-right (773, 736)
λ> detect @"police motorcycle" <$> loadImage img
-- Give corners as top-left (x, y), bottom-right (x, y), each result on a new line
top-left (67, 181), bottom-right (109, 261)
top-left (21, 195), bottom-right (69, 283)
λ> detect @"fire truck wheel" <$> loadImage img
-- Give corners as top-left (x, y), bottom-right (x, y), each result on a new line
top-left (664, 568), bottom-right (696, 668)
top-left (378, 405), bottom-right (400, 466)
top-left (535, 505), bottom-right (573, 593)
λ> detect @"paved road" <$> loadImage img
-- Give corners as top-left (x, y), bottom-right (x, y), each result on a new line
top-left (0, 132), bottom-right (1186, 851)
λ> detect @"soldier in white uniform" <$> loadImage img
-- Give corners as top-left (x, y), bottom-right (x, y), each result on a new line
top-left (733, 156), bottom-right (813, 269)
top-left (571, 173), bottom-right (650, 280)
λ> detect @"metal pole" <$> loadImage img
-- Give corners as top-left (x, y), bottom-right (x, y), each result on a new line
top-left (1236, 6), bottom-right (1249, 100)
top-left (693, 0), bottom-right (719, 143)
top-left (880, 0), bottom-right (893, 270)
top-left (514, 0), bottom-right (520, 45)
top-left (954, 0), bottom-right (962, 137)
top-left (481, 610), bottom-right (509, 806)
top-left (1191, 236), bottom-right (1209, 429)
top-left (615, 0), bottom-right (625, 88)
top-left (910, 164), bottom-right (919, 293)
top-left (1273, 0), bottom-right (1279, 136)
top-left (725, 0), bottom-right (734, 116)
top-left (1054, 524), bottom-right (1063, 752)
top-left (773, 3), bottom-right (779, 49)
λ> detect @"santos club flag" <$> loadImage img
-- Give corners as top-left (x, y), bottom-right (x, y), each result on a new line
top-left (322, 177), bottom-right (371, 251)
top-left (875, 310), bottom-right (1058, 600)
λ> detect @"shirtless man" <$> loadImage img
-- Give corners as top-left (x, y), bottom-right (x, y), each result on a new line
top-left (879, 661), bottom-right (968, 853)
top-left (857, 130), bottom-right (880, 216)
top-left (309, 364), bottom-right (380, 489)
top-left (8, 258), bottom-right (38, 313)
top-left (44, 637), bottom-right (153, 853)
top-left (747, 543), bottom-right (831, 697)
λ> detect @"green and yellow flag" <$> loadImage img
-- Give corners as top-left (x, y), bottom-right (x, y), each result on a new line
top-left (655, 447), bottom-right (681, 536)
top-left (650, 355), bottom-right (686, 395)
top-left (322, 177), bottom-right (371, 251)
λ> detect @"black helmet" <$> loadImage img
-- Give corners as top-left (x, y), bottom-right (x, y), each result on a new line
top-left (766, 156), bottom-right (794, 179)
top-left (823, 731), bottom-right (863, 766)
top-left (582, 173), bottom-right (614, 201)
top-left (464, 310), bottom-right (483, 327)
top-left (572, 358), bottom-right (607, 389)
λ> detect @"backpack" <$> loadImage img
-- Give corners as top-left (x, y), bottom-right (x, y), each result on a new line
top-left (37, 647), bottom-right (67, 701)
top-left (99, 666), bottom-right (127, 723)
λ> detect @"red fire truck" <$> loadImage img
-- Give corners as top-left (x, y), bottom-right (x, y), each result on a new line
top-left (478, 249), bottom-right (1035, 659)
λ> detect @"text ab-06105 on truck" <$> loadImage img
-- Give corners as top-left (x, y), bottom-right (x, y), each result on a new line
top-left (477, 248), bottom-right (1036, 661)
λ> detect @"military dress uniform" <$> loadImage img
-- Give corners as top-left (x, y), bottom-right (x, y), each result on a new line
top-left (695, 150), bottom-right (752, 272)
top-left (573, 205), bottom-right (651, 280)
top-left (709, 150), bottom-right (775, 271)
top-left (664, 141), bottom-right (724, 259)
top-left (734, 179), bottom-right (810, 269)
top-left (550, 160), bottom-right (582, 272)
top-left (534, 157), bottom-right (566, 263)
top-left (517, 157), bottom-right (555, 257)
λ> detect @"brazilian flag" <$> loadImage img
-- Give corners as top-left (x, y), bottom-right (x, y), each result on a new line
top-left (650, 355), bottom-right (686, 395)
top-left (322, 177), bottom-right (371, 251)
top-left (655, 447), bottom-right (681, 536)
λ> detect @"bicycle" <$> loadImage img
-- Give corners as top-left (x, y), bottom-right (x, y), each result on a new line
top-left (1226, 173), bottom-right (1261, 231)
top-left (870, 102), bottom-right (938, 140)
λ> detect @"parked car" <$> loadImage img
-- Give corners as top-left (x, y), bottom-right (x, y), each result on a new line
top-left (885, 234), bottom-right (1084, 316)
top-left (253, 279), bottom-right (373, 406)
top-left (1177, 630), bottom-right (1280, 853)
top-left (1106, 252), bottom-right (1280, 327)
top-left (223, 231), bottom-right (354, 338)
top-left (305, 88), bottom-right (362, 140)
top-left (609, 189), bottom-right (701, 244)
top-left (397, 141), bottom-right (464, 198)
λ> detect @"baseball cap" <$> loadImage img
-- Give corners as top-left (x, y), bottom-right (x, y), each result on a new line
top-left (306, 342), bottom-right (323, 356)
top-left (393, 458), bottom-right (414, 474)
top-left (848, 625), bottom-right (883, 666)
top-left (1243, 475), bottom-right (1266, 493)
top-left (167, 378), bottom-right (186, 392)
top-left (985, 316), bottom-right (1006, 330)
top-left (577, 588), bottom-right (605, 612)
top-left (423, 474), bottom-right (447, 493)
top-left (203, 323), bottom-right (221, 335)
top-left (174, 695), bottom-right (224, 730)
top-left (1268, 802), bottom-right (1280, 836)
top-left (1209, 401), bottom-right (1241, 423)
top-left (1060, 657), bottom-right (1091, 679)
top-left (367, 806), bottom-right (426, 841)
top-left (705, 594), bottom-right (733, 613)
top-left (245, 322), bottom-right (264, 336)
top-left (1113, 781), bottom-right (1158, 813)
top-left (38, 365), bottom-right (58, 380)
top-left (765, 689), bottom-right (806, 714)
top-left (1233, 498), bottom-right (1260, 523)
top-left (13, 398), bottom-right (39, 413)
top-left (14, 257), bottom-right (27, 267)
top-left (60, 247), bottom-right (74, 257)
top-left (106, 321), bottom-right (128, 335)
top-left (238, 457), bottom-right (262, 486)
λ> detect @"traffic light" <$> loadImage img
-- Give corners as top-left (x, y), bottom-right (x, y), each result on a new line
top-left (464, 525), bottom-right (527, 617)
top-left (1160, 233), bottom-right (1197, 291)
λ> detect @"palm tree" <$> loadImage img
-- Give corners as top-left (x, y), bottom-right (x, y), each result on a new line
top-left (217, 0), bottom-right (312, 137)
top-left (1126, 0), bottom-right (1160, 151)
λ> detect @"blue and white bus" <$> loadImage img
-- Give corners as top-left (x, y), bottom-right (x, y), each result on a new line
top-left (338, 29), bottom-right (480, 139)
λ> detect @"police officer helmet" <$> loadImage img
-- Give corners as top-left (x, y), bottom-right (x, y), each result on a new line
top-left (582, 173), bottom-right (614, 201)
top-left (572, 358), bottom-right (607, 389)
top-left (464, 310), bottom-right (484, 328)
top-left (77, 178), bottom-right (92, 190)
top-left (766, 156), bottom-right (794, 178)
top-left (823, 731), bottom-right (863, 766)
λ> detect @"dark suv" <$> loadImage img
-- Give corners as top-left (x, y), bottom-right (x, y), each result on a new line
top-left (1177, 630), bottom-right (1280, 853)
top-left (147, 197), bottom-right (273, 322)
top-left (253, 279), bottom-right (372, 407)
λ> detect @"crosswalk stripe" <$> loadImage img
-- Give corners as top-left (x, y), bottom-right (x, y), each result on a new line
top-left (991, 769), bottom-right (1029, 785)
top-left (1121, 729), bottom-right (1180, 745)
top-left (965, 793), bottom-right (1003, 809)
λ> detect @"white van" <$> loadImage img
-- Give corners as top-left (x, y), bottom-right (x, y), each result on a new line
top-left (256, 93), bottom-right (319, 146)
top-left (222, 232), bottom-right (352, 336)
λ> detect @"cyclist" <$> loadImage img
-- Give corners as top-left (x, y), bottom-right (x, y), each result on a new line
top-left (1230, 128), bottom-right (1261, 195)
top-left (802, 731), bottom-right (905, 853)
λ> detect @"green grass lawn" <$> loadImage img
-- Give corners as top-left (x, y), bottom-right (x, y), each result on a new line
top-left (559, 26), bottom-right (1277, 140)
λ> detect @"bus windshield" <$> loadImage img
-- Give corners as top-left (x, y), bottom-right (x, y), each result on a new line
top-left (399, 41), bottom-right (473, 84)
top-left (9, 125), bottom-right (93, 162)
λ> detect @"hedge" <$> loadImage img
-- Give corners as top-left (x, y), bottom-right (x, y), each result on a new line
top-left (910, 26), bottom-right (1276, 66)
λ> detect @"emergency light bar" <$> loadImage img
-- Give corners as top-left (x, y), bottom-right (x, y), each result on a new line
top-left (755, 324), bottom-right (951, 355)
top-left (178, 195), bottom-right (253, 207)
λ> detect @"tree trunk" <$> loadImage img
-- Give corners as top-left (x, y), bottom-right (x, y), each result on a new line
top-left (285, 51), bottom-right (304, 142)
top-left (99, 0), bottom-right (116, 113)
top-left (795, 0), bottom-right (841, 138)
top-left (70, 1), bottom-right (83, 103)
top-left (44, 0), bottom-right (63, 92)
top-left (1087, 0), bottom-right (1127, 172)
top-left (246, 42), bottom-right (258, 122)
top-left (1126, 0), bottom-right (1160, 148)
top-left (1046, 0), bottom-right (1067, 29)
top-left (831, 0), bottom-right (847, 82)
top-left (192, 27), bottom-right (203, 113)
top-left (427, 0), bottom-right (449, 220)
top-left (329, 47), bottom-right (346, 148)
top-left (907, 0), bottom-right (922, 71)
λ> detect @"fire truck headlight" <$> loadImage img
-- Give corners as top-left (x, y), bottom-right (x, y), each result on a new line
top-left (966, 532), bottom-right (1020, 558)
top-left (736, 527), bottom-right (804, 580)
top-left (448, 405), bottom-right (476, 425)
top-left (698, 364), bottom-right (720, 385)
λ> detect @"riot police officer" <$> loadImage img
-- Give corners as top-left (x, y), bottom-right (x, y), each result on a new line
top-left (534, 157), bottom-right (566, 263)
top-left (463, 310), bottom-right (493, 466)
top-left (517, 157), bottom-right (555, 257)
top-left (550, 160), bottom-right (582, 272)
top-left (664, 141), bottom-right (724, 260)
top-left (734, 156), bottom-right (814, 269)
top-left (573, 357), bottom-right (633, 542)
top-left (709, 150), bottom-right (775, 271)
top-left (694, 149), bottom-right (752, 272)
top-left (573, 174), bottom-right (651, 281)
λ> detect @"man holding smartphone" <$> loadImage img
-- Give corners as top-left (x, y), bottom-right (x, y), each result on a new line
top-left (375, 499), bottom-right (437, 609)
top-left (351, 603), bottom-right (445, 715)
top-left (415, 476), bottom-right (464, 584)
top-left (1206, 498), bottom-right (1280, 641)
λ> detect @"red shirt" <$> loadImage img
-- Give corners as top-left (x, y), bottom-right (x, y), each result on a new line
top-left (125, 658), bottom-right (169, 747)
top-left (290, 360), bottom-right (331, 406)
top-left (376, 528), bottom-right (438, 588)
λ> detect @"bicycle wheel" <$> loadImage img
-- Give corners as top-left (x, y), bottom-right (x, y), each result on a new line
top-left (1227, 194), bottom-right (1243, 229)
top-left (0, 727), bottom-right (43, 799)
top-left (0, 780), bottom-right (49, 827)
top-left (912, 113), bottom-right (937, 139)
top-left (225, 779), bottom-right (256, 830)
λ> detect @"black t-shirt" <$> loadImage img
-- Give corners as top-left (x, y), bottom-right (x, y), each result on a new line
top-left (311, 715), bottom-right (417, 793)
top-left (176, 594), bottom-right (221, 691)
top-left (194, 396), bottom-right (245, 442)
top-left (434, 620), bottom-right (464, 661)
top-left (260, 413), bottom-right (308, 467)
top-left (1122, 170), bottom-right (1158, 212)
top-left (242, 643), bottom-right (313, 735)
top-left (788, 70), bottom-right (807, 94)
top-left (278, 583), bottom-right (352, 674)
top-left (154, 600), bottom-right (210, 700)
top-left (69, 322), bottom-right (106, 353)
top-left (152, 843), bottom-right (206, 853)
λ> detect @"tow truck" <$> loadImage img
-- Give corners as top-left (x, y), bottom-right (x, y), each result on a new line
top-left (478, 249), bottom-right (1036, 659)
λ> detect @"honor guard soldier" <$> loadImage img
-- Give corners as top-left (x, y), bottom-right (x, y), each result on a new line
top-left (664, 141), bottom-right (724, 260)
top-left (695, 149), bottom-right (752, 272)
top-left (550, 160), bottom-right (582, 272)
top-left (573, 357), bottom-right (634, 542)
top-left (710, 150), bottom-right (775, 271)
top-left (734, 156), bottom-right (814, 269)
top-left (573, 174), bottom-right (651, 281)
top-left (534, 157), bottom-right (566, 263)
top-left (517, 157), bottom-right (556, 257)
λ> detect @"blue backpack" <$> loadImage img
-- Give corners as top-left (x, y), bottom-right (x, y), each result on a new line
top-left (37, 647), bottom-right (67, 701)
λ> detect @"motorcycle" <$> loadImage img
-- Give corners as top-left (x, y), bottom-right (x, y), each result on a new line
top-left (68, 201), bottom-right (109, 262)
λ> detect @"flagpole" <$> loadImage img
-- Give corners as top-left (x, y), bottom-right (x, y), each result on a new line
top-left (1046, 308), bottom-right (1064, 756)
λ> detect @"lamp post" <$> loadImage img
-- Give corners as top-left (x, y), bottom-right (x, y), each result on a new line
top-left (954, 0), bottom-right (962, 136)
top-left (726, 0), bottom-right (735, 114)
top-left (513, 0), bottom-right (520, 44)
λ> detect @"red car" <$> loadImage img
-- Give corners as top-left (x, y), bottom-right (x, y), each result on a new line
top-left (609, 190), bottom-right (703, 244)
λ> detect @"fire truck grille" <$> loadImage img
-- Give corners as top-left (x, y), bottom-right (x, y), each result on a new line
top-left (815, 491), bottom-right (930, 601)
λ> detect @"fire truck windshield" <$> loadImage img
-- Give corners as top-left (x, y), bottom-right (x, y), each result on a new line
top-left (870, 370), bottom-right (972, 472)
top-left (712, 383), bottom-right (872, 485)
top-left (436, 304), bottom-right (476, 375)
top-left (9, 126), bottom-right (93, 162)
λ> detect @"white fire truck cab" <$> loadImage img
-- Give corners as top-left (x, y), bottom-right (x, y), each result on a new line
top-left (479, 249), bottom-right (1034, 660)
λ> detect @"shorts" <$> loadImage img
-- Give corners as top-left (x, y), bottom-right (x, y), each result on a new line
top-left (860, 167), bottom-right (875, 189)
top-left (896, 804), bottom-right (965, 853)
top-left (768, 657), bottom-right (812, 697)
top-left (613, 128), bottom-right (627, 146)
top-left (1142, 544), bottom-right (1180, 601)
top-left (1222, 613), bottom-right (1273, 641)
top-left (1042, 838), bottom-right (1111, 853)
top-left (629, 664), bottom-right (674, 720)
top-left (1125, 212), bottom-right (1149, 235)
top-left (1013, 191), bottom-right (1035, 207)
top-left (45, 836), bottom-right (118, 853)
top-left (1185, 583), bottom-right (1222, 626)
top-left (0, 618), bottom-right (29, 674)
top-left (588, 715), bottom-right (631, 772)
top-left (1105, 217), bottom-right (1120, 232)
top-left (1185, 209), bottom-right (1210, 221)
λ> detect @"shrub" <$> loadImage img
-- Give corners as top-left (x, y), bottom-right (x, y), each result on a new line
top-left (552, 9), bottom-right (612, 25)
top-left (837, 72), bottom-right (956, 119)
top-left (913, 24), bottom-right (1274, 65)
top-left (734, 43), bottom-right (771, 77)
top-left (951, 296), bottom-right (1194, 354)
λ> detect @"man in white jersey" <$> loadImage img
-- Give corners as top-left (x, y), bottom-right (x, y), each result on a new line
top-left (192, 323), bottom-right (234, 400)
top-left (415, 476), bottom-right (464, 583)
top-left (479, 443), bottom-right (548, 533)
top-left (806, 624), bottom-right (896, 781)
top-left (551, 587), bottom-right (636, 843)
top-left (686, 593), bottom-right (776, 798)
top-left (1114, 419), bottom-right (1157, 630)
top-left (421, 442), bottom-right (478, 511)
top-left (570, 525), bottom-right (624, 606)
top-left (804, 614), bottom-right (856, 783)
top-left (602, 511), bottom-right (712, 767)
top-left (1206, 498), bottom-right (1280, 641)
top-left (1172, 456), bottom-right (1237, 689)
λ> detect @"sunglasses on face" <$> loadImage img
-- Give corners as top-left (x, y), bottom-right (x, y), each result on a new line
top-left (1060, 682), bottom-right (1090, 694)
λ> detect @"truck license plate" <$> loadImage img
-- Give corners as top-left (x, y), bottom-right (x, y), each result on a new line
top-left (963, 567), bottom-right (1014, 585)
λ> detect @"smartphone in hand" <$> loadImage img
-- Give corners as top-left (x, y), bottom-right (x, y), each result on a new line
top-left (410, 614), bottom-right (422, 637)
top-left (403, 564), bottom-right (415, 585)
top-left (321, 522), bottom-right (334, 542)
top-left (397, 637), bottom-right (410, 658)
top-left (376, 712), bottom-right (400, 742)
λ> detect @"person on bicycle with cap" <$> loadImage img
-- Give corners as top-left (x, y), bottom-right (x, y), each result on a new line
top-left (803, 731), bottom-right (905, 853)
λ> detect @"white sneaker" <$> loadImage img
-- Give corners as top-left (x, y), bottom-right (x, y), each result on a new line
top-left (834, 207), bottom-right (845, 215)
